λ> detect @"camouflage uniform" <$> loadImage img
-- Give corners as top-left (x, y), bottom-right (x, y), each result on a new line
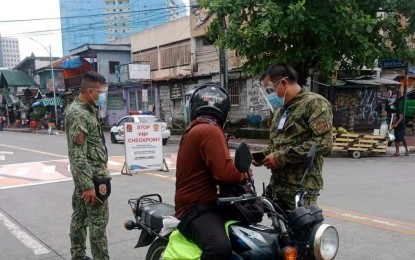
top-left (65, 97), bottom-right (111, 260)
top-left (263, 88), bottom-right (333, 210)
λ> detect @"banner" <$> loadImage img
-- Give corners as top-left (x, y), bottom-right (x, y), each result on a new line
top-left (124, 122), bottom-right (163, 171)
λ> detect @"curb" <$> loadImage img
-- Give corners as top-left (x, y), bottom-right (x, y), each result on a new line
top-left (1, 128), bottom-right (64, 135)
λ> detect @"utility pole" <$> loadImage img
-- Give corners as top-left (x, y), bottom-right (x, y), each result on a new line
top-left (29, 37), bottom-right (58, 126)
top-left (219, 15), bottom-right (228, 90)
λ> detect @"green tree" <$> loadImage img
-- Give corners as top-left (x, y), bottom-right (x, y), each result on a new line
top-left (200, 0), bottom-right (415, 83)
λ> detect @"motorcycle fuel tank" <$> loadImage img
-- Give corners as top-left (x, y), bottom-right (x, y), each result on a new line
top-left (229, 224), bottom-right (280, 259)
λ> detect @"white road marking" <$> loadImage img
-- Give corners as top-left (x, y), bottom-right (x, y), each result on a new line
top-left (41, 165), bottom-right (56, 174)
top-left (0, 144), bottom-right (67, 158)
top-left (0, 212), bottom-right (50, 255)
top-left (14, 167), bottom-right (30, 177)
top-left (0, 155), bottom-right (5, 161)
top-left (0, 172), bottom-right (121, 190)
top-left (108, 160), bottom-right (123, 166)
top-left (0, 151), bottom-right (14, 155)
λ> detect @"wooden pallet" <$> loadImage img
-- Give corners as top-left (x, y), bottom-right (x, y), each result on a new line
top-left (332, 133), bottom-right (388, 158)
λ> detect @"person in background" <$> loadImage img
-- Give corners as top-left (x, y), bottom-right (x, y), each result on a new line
top-left (389, 100), bottom-right (409, 156)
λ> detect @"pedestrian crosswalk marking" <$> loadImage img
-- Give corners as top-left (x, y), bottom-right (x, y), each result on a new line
top-left (0, 155), bottom-right (5, 161)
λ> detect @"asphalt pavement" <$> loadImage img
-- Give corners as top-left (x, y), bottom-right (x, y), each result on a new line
top-left (2, 126), bottom-right (415, 157)
top-left (1, 130), bottom-right (415, 259)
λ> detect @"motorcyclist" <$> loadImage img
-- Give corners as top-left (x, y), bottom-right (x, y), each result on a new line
top-left (175, 83), bottom-right (251, 260)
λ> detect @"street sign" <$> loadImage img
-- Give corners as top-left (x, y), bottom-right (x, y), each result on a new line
top-left (142, 89), bottom-right (148, 102)
top-left (124, 122), bottom-right (163, 172)
top-left (378, 59), bottom-right (405, 68)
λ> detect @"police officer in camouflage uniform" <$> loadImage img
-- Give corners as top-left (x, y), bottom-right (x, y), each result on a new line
top-left (255, 64), bottom-right (333, 211)
top-left (65, 71), bottom-right (111, 260)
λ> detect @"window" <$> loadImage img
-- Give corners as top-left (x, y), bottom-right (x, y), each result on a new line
top-left (107, 93), bottom-right (124, 110)
top-left (109, 61), bottom-right (120, 74)
top-left (228, 80), bottom-right (240, 105)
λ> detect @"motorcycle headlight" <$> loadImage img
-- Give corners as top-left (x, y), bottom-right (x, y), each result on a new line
top-left (312, 224), bottom-right (339, 260)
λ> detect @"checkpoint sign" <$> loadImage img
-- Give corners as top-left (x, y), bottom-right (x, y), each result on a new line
top-left (124, 122), bottom-right (163, 171)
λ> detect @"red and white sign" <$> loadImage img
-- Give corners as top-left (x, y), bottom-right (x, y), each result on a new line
top-left (124, 122), bottom-right (163, 171)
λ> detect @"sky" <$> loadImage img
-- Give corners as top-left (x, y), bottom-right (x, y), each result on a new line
top-left (0, 0), bottom-right (190, 61)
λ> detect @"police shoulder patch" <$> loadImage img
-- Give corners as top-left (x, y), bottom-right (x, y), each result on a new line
top-left (311, 119), bottom-right (330, 135)
top-left (76, 131), bottom-right (86, 145)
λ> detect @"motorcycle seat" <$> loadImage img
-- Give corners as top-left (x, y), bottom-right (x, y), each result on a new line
top-left (140, 203), bottom-right (175, 231)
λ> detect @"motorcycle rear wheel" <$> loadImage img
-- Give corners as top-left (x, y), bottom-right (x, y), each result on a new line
top-left (146, 238), bottom-right (168, 260)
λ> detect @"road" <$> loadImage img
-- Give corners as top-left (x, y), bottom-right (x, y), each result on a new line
top-left (0, 131), bottom-right (414, 259)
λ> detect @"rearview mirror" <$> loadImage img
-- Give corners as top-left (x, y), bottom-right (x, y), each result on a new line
top-left (234, 141), bottom-right (252, 173)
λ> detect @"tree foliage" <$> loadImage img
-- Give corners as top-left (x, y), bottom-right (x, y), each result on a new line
top-left (200, 0), bottom-right (415, 83)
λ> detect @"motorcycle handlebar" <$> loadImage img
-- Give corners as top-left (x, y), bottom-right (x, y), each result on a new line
top-left (217, 194), bottom-right (256, 205)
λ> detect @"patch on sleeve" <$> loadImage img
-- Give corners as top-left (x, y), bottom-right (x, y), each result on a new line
top-left (311, 118), bottom-right (331, 135)
top-left (76, 131), bottom-right (86, 145)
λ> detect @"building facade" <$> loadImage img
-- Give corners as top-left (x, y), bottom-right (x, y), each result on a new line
top-left (59, 0), bottom-right (187, 55)
top-left (0, 35), bottom-right (21, 69)
top-left (128, 14), bottom-right (263, 128)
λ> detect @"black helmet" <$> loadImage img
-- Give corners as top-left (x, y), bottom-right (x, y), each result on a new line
top-left (190, 82), bottom-right (230, 126)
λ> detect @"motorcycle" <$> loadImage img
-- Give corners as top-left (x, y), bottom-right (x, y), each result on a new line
top-left (124, 142), bottom-right (339, 260)
top-left (57, 112), bottom-right (65, 131)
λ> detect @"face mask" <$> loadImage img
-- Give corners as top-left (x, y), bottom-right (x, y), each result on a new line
top-left (267, 92), bottom-right (285, 109)
top-left (90, 88), bottom-right (107, 106)
top-left (94, 92), bottom-right (107, 106)
top-left (267, 80), bottom-right (287, 109)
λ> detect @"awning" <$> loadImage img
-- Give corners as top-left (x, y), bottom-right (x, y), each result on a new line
top-left (31, 97), bottom-right (64, 108)
top-left (63, 57), bottom-right (85, 68)
top-left (2, 93), bottom-right (19, 105)
top-left (345, 77), bottom-right (401, 85)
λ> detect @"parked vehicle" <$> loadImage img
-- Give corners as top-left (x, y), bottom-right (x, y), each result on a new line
top-left (110, 115), bottom-right (171, 145)
top-left (124, 143), bottom-right (339, 260)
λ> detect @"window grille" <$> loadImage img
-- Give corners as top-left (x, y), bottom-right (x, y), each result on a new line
top-left (228, 80), bottom-right (240, 105)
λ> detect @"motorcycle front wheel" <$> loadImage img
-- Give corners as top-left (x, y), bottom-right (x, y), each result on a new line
top-left (146, 238), bottom-right (168, 260)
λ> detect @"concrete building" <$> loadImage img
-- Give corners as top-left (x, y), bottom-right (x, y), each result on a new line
top-left (59, 0), bottom-right (187, 56)
top-left (67, 43), bottom-right (132, 120)
top-left (126, 12), bottom-right (266, 128)
top-left (0, 35), bottom-right (21, 69)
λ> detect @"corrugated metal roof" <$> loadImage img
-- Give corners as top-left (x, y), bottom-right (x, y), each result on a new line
top-left (346, 77), bottom-right (401, 85)
top-left (0, 70), bottom-right (37, 87)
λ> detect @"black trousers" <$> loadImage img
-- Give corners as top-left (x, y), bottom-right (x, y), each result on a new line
top-left (178, 205), bottom-right (232, 260)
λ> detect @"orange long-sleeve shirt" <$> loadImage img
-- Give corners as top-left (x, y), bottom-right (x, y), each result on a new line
top-left (175, 120), bottom-right (246, 219)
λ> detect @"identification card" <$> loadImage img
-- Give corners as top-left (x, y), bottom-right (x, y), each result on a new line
top-left (277, 114), bottom-right (287, 130)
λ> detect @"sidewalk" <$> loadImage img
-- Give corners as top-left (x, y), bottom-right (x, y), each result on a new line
top-left (2, 127), bottom-right (415, 157)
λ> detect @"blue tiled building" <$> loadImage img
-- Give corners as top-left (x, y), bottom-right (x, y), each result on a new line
top-left (59, 0), bottom-right (186, 55)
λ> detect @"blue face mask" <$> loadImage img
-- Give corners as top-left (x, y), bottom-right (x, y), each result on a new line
top-left (90, 88), bottom-right (107, 106)
top-left (267, 92), bottom-right (285, 109)
top-left (94, 92), bottom-right (107, 106)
